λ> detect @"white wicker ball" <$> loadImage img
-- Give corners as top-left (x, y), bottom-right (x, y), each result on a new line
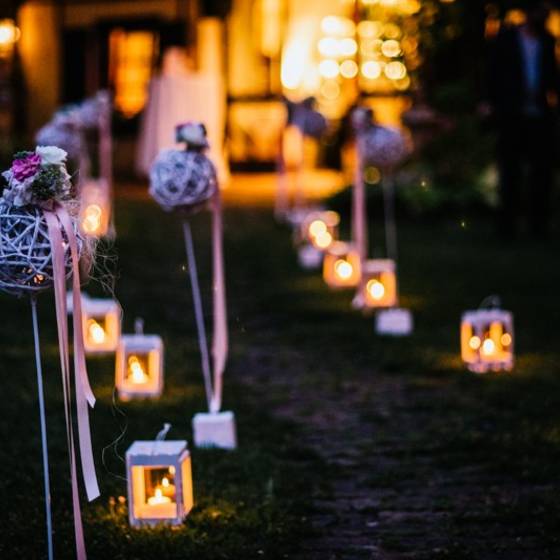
top-left (0, 203), bottom-right (77, 297)
top-left (360, 126), bottom-right (410, 169)
top-left (149, 149), bottom-right (217, 212)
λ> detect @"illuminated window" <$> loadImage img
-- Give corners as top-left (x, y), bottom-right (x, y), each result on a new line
top-left (109, 29), bottom-right (158, 118)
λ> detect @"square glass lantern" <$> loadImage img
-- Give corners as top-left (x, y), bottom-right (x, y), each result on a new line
top-left (126, 440), bottom-right (193, 527)
top-left (79, 178), bottom-right (111, 238)
top-left (323, 241), bottom-right (361, 289)
top-left (461, 308), bottom-right (514, 373)
top-left (357, 259), bottom-right (398, 309)
top-left (82, 298), bottom-right (121, 354)
top-left (301, 210), bottom-right (340, 251)
top-left (116, 333), bottom-right (164, 400)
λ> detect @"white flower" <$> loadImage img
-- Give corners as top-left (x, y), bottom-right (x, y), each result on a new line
top-left (36, 145), bottom-right (68, 166)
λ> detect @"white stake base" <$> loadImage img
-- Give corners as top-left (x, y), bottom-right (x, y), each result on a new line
top-left (375, 308), bottom-right (414, 336)
top-left (193, 411), bottom-right (237, 450)
top-left (298, 245), bottom-right (323, 270)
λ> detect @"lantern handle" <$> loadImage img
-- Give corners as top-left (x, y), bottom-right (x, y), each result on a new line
top-left (479, 295), bottom-right (502, 309)
top-left (134, 318), bottom-right (144, 335)
top-left (156, 423), bottom-right (172, 441)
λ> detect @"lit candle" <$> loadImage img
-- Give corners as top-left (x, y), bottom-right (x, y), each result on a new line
top-left (88, 319), bottom-right (106, 345)
top-left (147, 487), bottom-right (171, 506)
top-left (367, 279), bottom-right (385, 301)
top-left (82, 204), bottom-right (103, 234)
top-left (312, 230), bottom-right (333, 250)
top-left (160, 475), bottom-right (176, 498)
top-left (128, 356), bottom-right (149, 384)
top-left (335, 259), bottom-right (353, 280)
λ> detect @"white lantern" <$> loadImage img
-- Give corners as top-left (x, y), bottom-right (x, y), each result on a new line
top-left (354, 259), bottom-right (398, 310)
top-left (116, 320), bottom-right (164, 400)
top-left (126, 438), bottom-right (193, 527)
top-left (375, 308), bottom-right (414, 336)
top-left (192, 410), bottom-right (237, 450)
top-left (323, 241), bottom-right (361, 289)
top-left (298, 244), bottom-right (323, 270)
top-left (461, 307), bottom-right (514, 373)
top-left (79, 179), bottom-right (111, 238)
top-left (82, 297), bottom-right (121, 354)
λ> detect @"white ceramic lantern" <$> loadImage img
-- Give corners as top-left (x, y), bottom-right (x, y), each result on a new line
top-left (82, 297), bottom-right (121, 354)
top-left (355, 259), bottom-right (398, 310)
top-left (193, 410), bottom-right (237, 450)
top-left (116, 321), bottom-right (164, 401)
top-left (323, 241), bottom-right (361, 289)
top-left (126, 439), bottom-right (193, 527)
top-left (461, 308), bottom-right (514, 373)
top-left (301, 210), bottom-right (340, 251)
top-left (79, 178), bottom-right (111, 237)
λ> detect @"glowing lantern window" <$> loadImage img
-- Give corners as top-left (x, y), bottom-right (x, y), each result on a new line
top-left (323, 241), bottom-right (361, 289)
top-left (82, 298), bottom-right (121, 354)
top-left (301, 210), bottom-right (340, 250)
top-left (79, 179), bottom-right (111, 238)
top-left (126, 439), bottom-right (193, 527)
top-left (358, 259), bottom-right (398, 309)
top-left (116, 325), bottom-right (164, 401)
top-left (461, 307), bottom-right (514, 373)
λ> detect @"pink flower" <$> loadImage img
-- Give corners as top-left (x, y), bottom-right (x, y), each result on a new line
top-left (12, 153), bottom-right (41, 182)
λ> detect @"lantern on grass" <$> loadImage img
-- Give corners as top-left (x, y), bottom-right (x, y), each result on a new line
top-left (355, 259), bottom-right (398, 310)
top-left (126, 426), bottom-right (193, 527)
top-left (79, 179), bottom-right (111, 237)
top-left (116, 319), bottom-right (164, 400)
top-left (461, 297), bottom-right (514, 373)
top-left (82, 296), bottom-right (121, 354)
top-left (301, 210), bottom-right (339, 250)
top-left (323, 241), bottom-right (361, 289)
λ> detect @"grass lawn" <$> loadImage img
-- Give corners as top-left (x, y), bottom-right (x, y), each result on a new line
top-left (1, 191), bottom-right (560, 558)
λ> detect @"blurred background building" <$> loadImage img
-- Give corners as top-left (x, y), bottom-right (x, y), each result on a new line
top-left (1, 1), bottom-right (560, 177)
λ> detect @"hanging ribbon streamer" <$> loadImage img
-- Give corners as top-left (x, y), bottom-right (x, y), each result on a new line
top-left (182, 191), bottom-right (228, 414)
top-left (30, 297), bottom-right (54, 560)
top-left (98, 101), bottom-right (115, 238)
top-left (44, 205), bottom-right (99, 560)
top-left (210, 192), bottom-right (228, 413)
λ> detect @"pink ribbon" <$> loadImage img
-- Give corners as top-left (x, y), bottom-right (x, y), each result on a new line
top-left (353, 137), bottom-right (368, 261)
top-left (44, 205), bottom-right (99, 560)
top-left (210, 191), bottom-right (228, 413)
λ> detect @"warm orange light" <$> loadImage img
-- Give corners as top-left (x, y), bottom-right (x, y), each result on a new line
top-left (309, 219), bottom-right (327, 237)
top-left (0, 19), bottom-right (20, 49)
top-left (128, 355), bottom-right (149, 384)
top-left (361, 61), bottom-right (382, 80)
top-left (340, 60), bottom-right (358, 79)
top-left (88, 319), bottom-right (106, 345)
top-left (385, 61), bottom-right (407, 80)
top-left (82, 204), bottom-right (103, 234)
top-left (481, 338), bottom-right (496, 356)
top-left (314, 231), bottom-right (333, 250)
top-left (501, 333), bottom-right (512, 347)
top-left (469, 336), bottom-right (481, 350)
top-left (367, 279), bottom-right (385, 301)
top-left (381, 39), bottom-right (401, 58)
top-left (319, 59), bottom-right (339, 79)
top-left (335, 259), bottom-right (353, 280)
top-left (148, 488), bottom-right (171, 506)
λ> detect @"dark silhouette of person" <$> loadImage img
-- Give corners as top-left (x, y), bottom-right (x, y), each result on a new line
top-left (488, 2), bottom-right (560, 238)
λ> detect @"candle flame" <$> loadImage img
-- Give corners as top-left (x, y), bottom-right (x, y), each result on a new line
top-left (82, 204), bottom-right (103, 234)
top-left (335, 259), bottom-right (353, 280)
top-left (367, 279), bottom-right (385, 301)
top-left (88, 319), bottom-right (106, 344)
top-left (128, 355), bottom-right (148, 384)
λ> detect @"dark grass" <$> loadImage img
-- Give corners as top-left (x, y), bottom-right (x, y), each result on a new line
top-left (2, 192), bottom-right (560, 557)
